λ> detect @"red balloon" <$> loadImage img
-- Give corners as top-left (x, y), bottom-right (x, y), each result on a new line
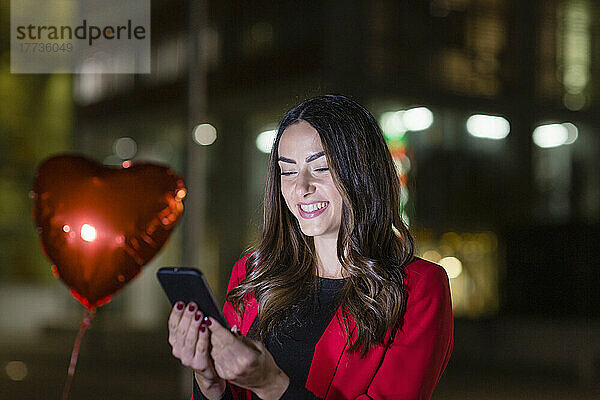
top-left (32, 155), bottom-right (186, 309)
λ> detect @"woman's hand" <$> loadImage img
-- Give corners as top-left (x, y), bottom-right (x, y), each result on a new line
top-left (168, 301), bottom-right (226, 400)
top-left (207, 317), bottom-right (290, 400)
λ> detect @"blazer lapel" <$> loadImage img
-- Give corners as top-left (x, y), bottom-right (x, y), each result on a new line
top-left (305, 306), bottom-right (356, 398)
top-left (240, 297), bottom-right (258, 336)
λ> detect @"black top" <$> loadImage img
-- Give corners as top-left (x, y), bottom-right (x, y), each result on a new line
top-left (193, 277), bottom-right (345, 400)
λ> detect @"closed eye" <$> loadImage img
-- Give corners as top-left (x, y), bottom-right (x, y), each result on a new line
top-left (280, 171), bottom-right (296, 176)
top-left (315, 167), bottom-right (329, 172)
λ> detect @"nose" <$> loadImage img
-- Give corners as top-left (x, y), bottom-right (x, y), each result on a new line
top-left (295, 169), bottom-right (316, 198)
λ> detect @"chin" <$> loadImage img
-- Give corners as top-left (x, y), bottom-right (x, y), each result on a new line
top-left (299, 227), bottom-right (321, 237)
top-left (297, 222), bottom-right (325, 237)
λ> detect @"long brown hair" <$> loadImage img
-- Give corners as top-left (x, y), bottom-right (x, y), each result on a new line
top-left (227, 94), bottom-right (414, 357)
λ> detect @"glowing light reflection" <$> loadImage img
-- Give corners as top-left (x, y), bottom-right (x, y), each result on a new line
top-left (532, 124), bottom-right (569, 148)
top-left (466, 114), bottom-right (510, 140)
top-left (403, 107), bottom-right (434, 131)
top-left (380, 111), bottom-right (406, 139)
top-left (5, 361), bottom-right (28, 381)
top-left (80, 224), bottom-right (97, 242)
top-left (114, 137), bottom-right (137, 159)
top-left (380, 107), bottom-right (433, 139)
top-left (562, 122), bottom-right (579, 145)
top-left (193, 124), bottom-right (217, 146)
top-left (439, 256), bottom-right (462, 279)
top-left (422, 250), bottom-right (441, 263)
top-left (256, 129), bottom-right (277, 153)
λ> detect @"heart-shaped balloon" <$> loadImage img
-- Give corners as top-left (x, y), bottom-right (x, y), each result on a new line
top-left (32, 155), bottom-right (186, 309)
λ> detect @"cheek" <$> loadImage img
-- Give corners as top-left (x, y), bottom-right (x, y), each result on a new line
top-left (333, 198), bottom-right (343, 221)
top-left (324, 180), bottom-right (343, 208)
top-left (332, 194), bottom-right (344, 220)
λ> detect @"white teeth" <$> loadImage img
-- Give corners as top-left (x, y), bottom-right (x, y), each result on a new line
top-left (300, 202), bottom-right (327, 212)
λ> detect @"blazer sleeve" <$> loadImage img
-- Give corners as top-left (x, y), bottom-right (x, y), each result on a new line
top-left (363, 264), bottom-right (454, 400)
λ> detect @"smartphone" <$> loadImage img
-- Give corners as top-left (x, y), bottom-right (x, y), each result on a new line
top-left (156, 267), bottom-right (230, 329)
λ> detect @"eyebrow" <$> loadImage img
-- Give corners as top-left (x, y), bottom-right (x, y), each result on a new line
top-left (278, 151), bottom-right (325, 164)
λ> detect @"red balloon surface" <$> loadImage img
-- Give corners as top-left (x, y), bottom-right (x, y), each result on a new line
top-left (32, 155), bottom-right (186, 309)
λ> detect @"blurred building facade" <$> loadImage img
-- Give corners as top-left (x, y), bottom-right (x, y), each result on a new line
top-left (69, 0), bottom-right (600, 317)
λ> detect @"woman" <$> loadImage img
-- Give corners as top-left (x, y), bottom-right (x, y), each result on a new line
top-left (168, 94), bottom-right (453, 400)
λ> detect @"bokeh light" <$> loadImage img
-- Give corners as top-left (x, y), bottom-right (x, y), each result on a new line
top-left (563, 92), bottom-right (586, 111)
top-left (80, 224), bottom-right (97, 242)
top-left (5, 361), bottom-right (28, 381)
top-left (256, 129), bottom-right (277, 153)
top-left (532, 123), bottom-right (569, 148)
top-left (113, 137), bottom-right (137, 159)
top-left (403, 107), bottom-right (434, 131)
top-left (379, 111), bottom-right (406, 139)
top-left (193, 123), bottom-right (217, 146)
top-left (379, 106), bottom-right (434, 139)
top-left (422, 249), bottom-right (441, 263)
top-left (439, 256), bottom-right (463, 279)
top-left (562, 122), bottom-right (579, 145)
top-left (466, 114), bottom-right (510, 140)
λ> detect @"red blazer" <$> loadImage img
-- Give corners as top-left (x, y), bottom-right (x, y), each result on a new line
top-left (215, 253), bottom-right (453, 400)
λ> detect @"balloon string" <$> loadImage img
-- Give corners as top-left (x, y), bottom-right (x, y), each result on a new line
top-left (62, 308), bottom-right (96, 400)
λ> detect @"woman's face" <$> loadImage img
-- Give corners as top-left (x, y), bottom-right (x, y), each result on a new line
top-left (277, 121), bottom-right (343, 240)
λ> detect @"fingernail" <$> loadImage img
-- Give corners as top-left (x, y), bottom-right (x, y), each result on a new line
top-left (188, 303), bottom-right (196, 312)
top-left (203, 317), bottom-right (211, 326)
top-left (176, 302), bottom-right (184, 310)
top-left (195, 311), bottom-right (202, 321)
top-left (199, 325), bottom-right (206, 333)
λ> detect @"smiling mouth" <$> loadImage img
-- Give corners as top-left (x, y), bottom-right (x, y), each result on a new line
top-left (297, 201), bottom-right (329, 219)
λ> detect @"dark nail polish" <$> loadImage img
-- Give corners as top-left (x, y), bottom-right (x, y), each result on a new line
top-left (203, 317), bottom-right (212, 326)
top-left (199, 325), bottom-right (206, 332)
top-left (176, 302), bottom-right (184, 310)
top-left (188, 303), bottom-right (196, 312)
top-left (195, 311), bottom-right (202, 321)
